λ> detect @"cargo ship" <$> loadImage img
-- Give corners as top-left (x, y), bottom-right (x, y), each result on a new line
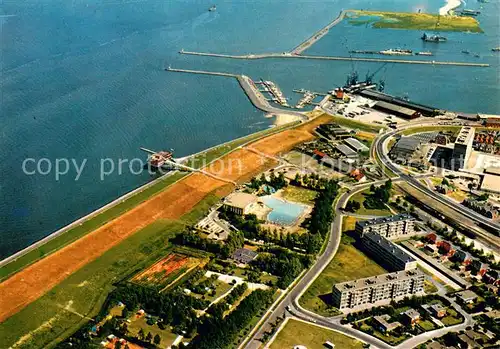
top-left (492, 47), bottom-right (500, 52)
top-left (148, 151), bottom-right (174, 168)
top-left (379, 48), bottom-right (413, 55)
top-left (421, 33), bottom-right (447, 42)
top-left (208, 5), bottom-right (216, 11)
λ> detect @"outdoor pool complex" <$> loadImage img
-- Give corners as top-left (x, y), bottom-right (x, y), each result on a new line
top-left (261, 196), bottom-right (307, 226)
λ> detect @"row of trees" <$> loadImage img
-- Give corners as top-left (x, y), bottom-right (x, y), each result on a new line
top-left (176, 230), bottom-right (244, 258)
top-left (290, 172), bottom-right (332, 191)
top-left (248, 171), bottom-right (287, 190)
top-left (189, 289), bottom-right (274, 348)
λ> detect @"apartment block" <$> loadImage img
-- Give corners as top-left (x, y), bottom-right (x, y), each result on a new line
top-left (355, 214), bottom-right (416, 239)
top-left (332, 269), bottom-right (425, 310)
top-left (361, 232), bottom-right (417, 271)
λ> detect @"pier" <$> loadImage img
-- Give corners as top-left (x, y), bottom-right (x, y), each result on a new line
top-left (178, 51), bottom-right (490, 67)
top-left (290, 10), bottom-right (348, 54)
top-left (165, 67), bottom-right (308, 121)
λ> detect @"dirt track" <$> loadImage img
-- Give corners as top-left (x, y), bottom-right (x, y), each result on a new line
top-left (0, 114), bottom-right (330, 322)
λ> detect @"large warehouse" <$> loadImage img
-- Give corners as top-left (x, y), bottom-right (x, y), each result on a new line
top-left (373, 101), bottom-right (420, 119)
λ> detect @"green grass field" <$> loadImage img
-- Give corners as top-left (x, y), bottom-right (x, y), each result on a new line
top-left (0, 194), bottom-right (220, 349)
top-left (349, 10), bottom-right (483, 33)
top-left (280, 186), bottom-right (317, 204)
top-left (270, 319), bottom-right (364, 349)
top-left (299, 239), bottom-right (386, 316)
top-left (331, 115), bottom-right (385, 133)
top-left (401, 126), bottom-right (461, 136)
top-left (350, 189), bottom-right (393, 216)
top-left (127, 316), bottom-right (178, 347)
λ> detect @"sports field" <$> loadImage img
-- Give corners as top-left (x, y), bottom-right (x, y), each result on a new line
top-left (0, 114), bottom-right (331, 331)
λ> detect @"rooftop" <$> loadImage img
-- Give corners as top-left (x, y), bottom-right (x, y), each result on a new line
top-left (374, 100), bottom-right (417, 117)
top-left (481, 174), bottom-right (500, 193)
top-left (455, 126), bottom-right (475, 145)
top-left (456, 289), bottom-right (478, 301)
top-left (374, 314), bottom-right (402, 331)
top-left (334, 268), bottom-right (424, 292)
top-left (344, 137), bottom-right (369, 152)
top-left (363, 232), bottom-right (416, 263)
top-left (231, 248), bottom-right (258, 264)
top-left (357, 213), bottom-right (414, 228)
top-left (335, 144), bottom-right (358, 157)
top-left (224, 192), bottom-right (258, 209)
top-left (403, 308), bottom-right (421, 319)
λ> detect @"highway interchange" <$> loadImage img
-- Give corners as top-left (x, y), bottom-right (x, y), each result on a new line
top-left (241, 117), bottom-right (500, 349)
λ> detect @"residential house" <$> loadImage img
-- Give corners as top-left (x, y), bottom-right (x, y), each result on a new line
top-left (373, 314), bottom-right (402, 333)
top-left (402, 308), bottom-right (421, 326)
top-left (456, 290), bottom-right (478, 304)
top-left (429, 303), bottom-right (447, 319)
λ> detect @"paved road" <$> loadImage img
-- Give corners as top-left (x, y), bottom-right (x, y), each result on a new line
top-left (242, 183), bottom-right (376, 349)
top-left (374, 125), bottom-right (500, 246)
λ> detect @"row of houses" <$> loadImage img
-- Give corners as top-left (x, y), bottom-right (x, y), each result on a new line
top-left (424, 233), bottom-right (499, 286)
top-left (355, 213), bottom-right (417, 240)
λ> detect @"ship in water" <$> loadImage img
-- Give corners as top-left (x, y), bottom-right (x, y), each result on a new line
top-left (462, 50), bottom-right (470, 54)
top-left (492, 47), bottom-right (500, 52)
top-left (415, 51), bottom-right (433, 56)
top-left (379, 48), bottom-right (413, 56)
top-left (456, 9), bottom-right (481, 16)
top-left (208, 5), bottom-right (216, 12)
top-left (421, 33), bottom-right (447, 43)
top-left (148, 151), bottom-right (174, 169)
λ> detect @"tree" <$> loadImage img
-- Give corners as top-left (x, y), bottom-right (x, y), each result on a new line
top-left (146, 332), bottom-right (153, 343)
top-left (154, 334), bottom-right (162, 345)
top-left (138, 328), bottom-right (145, 340)
top-left (115, 341), bottom-right (122, 349)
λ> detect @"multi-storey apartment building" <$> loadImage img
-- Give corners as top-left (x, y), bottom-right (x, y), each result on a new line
top-left (355, 214), bottom-right (416, 239)
top-left (361, 232), bottom-right (418, 271)
top-left (332, 269), bottom-right (425, 310)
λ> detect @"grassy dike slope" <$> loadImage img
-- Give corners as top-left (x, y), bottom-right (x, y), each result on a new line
top-left (349, 10), bottom-right (483, 33)
top-left (0, 115), bottom-right (332, 347)
top-left (0, 195), bottom-right (218, 349)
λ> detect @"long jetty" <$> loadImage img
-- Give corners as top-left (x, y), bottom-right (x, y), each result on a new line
top-left (290, 10), bottom-right (348, 54)
top-left (179, 50), bottom-right (490, 67)
top-left (165, 67), bottom-right (308, 121)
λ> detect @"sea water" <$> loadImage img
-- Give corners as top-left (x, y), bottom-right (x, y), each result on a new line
top-left (0, 0), bottom-right (499, 258)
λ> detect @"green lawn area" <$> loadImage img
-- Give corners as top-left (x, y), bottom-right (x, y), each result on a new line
top-left (350, 189), bottom-right (393, 216)
top-left (442, 308), bottom-right (464, 326)
top-left (127, 316), bottom-right (178, 347)
top-left (330, 115), bottom-right (385, 133)
top-left (424, 280), bottom-right (439, 294)
top-left (342, 216), bottom-right (358, 232)
top-left (280, 186), bottom-right (317, 204)
top-left (401, 126), bottom-right (461, 136)
top-left (0, 194), bottom-right (220, 349)
top-left (348, 10), bottom-right (482, 33)
top-left (299, 240), bottom-right (386, 316)
top-left (190, 278), bottom-right (233, 303)
top-left (270, 319), bottom-right (364, 349)
top-left (418, 319), bottom-right (437, 331)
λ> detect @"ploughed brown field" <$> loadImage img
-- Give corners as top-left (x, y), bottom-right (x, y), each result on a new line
top-left (0, 114), bottom-right (331, 322)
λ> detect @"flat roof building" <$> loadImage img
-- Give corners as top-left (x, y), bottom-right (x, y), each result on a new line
top-left (335, 144), bottom-right (358, 158)
top-left (231, 248), bottom-right (258, 264)
top-left (452, 126), bottom-right (475, 169)
top-left (344, 137), bottom-right (369, 153)
top-left (332, 269), bottom-right (425, 310)
top-left (481, 174), bottom-right (500, 194)
top-left (223, 192), bottom-right (258, 216)
top-left (390, 136), bottom-right (422, 160)
top-left (374, 314), bottom-right (402, 333)
top-left (361, 232), bottom-right (418, 271)
top-left (373, 101), bottom-right (420, 119)
top-left (355, 213), bottom-right (416, 239)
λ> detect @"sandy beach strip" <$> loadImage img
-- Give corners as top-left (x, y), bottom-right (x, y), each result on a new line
top-left (439, 0), bottom-right (462, 15)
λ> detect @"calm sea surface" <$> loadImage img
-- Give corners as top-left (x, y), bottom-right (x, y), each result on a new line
top-left (1, 0), bottom-right (499, 258)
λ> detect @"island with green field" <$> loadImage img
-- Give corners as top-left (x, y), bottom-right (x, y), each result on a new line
top-left (347, 10), bottom-right (483, 33)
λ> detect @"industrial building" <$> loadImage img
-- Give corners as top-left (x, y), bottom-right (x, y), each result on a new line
top-left (335, 144), bottom-right (358, 158)
top-left (332, 269), bottom-right (425, 310)
top-left (373, 101), bottom-right (420, 119)
top-left (361, 232), bottom-right (418, 271)
top-left (480, 175), bottom-right (500, 194)
top-left (355, 213), bottom-right (416, 239)
top-left (452, 126), bottom-right (475, 169)
top-left (356, 88), bottom-right (439, 117)
top-left (344, 137), bottom-right (370, 153)
top-left (389, 136), bottom-right (422, 161)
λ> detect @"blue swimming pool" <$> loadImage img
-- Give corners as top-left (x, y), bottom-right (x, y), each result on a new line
top-left (261, 196), bottom-right (307, 226)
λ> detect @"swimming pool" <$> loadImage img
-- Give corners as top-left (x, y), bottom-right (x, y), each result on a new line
top-left (261, 196), bottom-right (307, 226)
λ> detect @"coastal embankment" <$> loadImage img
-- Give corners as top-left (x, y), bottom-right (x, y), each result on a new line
top-left (0, 114), bottom-right (331, 324)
